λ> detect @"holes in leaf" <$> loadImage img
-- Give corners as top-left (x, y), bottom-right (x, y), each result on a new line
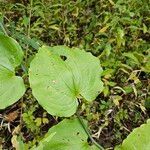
top-left (60, 55), bottom-right (67, 61)
top-left (137, 133), bottom-right (140, 137)
top-left (87, 137), bottom-right (92, 145)
top-left (47, 86), bottom-right (50, 89)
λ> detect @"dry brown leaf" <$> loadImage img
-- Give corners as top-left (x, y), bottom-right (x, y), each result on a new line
top-left (4, 111), bottom-right (18, 122)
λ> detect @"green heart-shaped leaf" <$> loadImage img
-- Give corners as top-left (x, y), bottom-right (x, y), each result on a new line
top-left (115, 119), bottom-right (150, 150)
top-left (0, 35), bottom-right (25, 109)
top-left (32, 118), bottom-right (99, 150)
top-left (29, 46), bottom-right (103, 117)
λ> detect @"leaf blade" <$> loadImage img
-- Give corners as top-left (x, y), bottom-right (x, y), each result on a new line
top-left (29, 46), bottom-right (103, 117)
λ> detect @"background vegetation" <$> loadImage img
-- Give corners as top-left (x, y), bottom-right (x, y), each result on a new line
top-left (0, 0), bottom-right (150, 149)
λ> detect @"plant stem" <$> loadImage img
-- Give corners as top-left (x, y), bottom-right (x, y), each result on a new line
top-left (27, 0), bottom-right (32, 38)
top-left (76, 111), bottom-right (105, 150)
top-left (0, 23), bottom-right (8, 36)
top-left (25, 0), bottom-right (33, 62)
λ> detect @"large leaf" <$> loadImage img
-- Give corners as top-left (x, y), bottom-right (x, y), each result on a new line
top-left (115, 119), bottom-right (150, 150)
top-left (29, 46), bottom-right (103, 116)
top-left (0, 35), bottom-right (25, 109)
top-left (0, 35), bottom-right (24, 67)
top-left (32, 118), bottom-right (99, 150)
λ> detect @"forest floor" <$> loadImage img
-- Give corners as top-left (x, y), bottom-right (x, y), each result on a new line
top-left (0, 0), bottom-right (150, 149)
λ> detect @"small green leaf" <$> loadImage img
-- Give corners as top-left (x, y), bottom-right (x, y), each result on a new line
top-left (112, 95), bottom-right (122, 106)
top-left (11, 135), bottom-right (25, 150)
top-left (29, 46), bottom-right (103, 117)
top-left (104, 43), bottom-right (111, 57)
top-left (116, 27), bottom-right (125, 48)
top-left (0, 35), bottom-right (25, 109)
top-left (123, 52), bottom-right (140, 65)
top-left (143, 23), bottom-right (148, 33)
top-left (115, 119), bottom-right (150, 150)
top-left (32, 118), bottom-right (99, 150)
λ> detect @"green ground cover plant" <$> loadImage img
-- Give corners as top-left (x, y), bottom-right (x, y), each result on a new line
top-left (0, 34), bottom-right (104, 149)
top-left (1, 34), bottom-right (150, 150)
top-left (0, 0), bottom-right (150, 149)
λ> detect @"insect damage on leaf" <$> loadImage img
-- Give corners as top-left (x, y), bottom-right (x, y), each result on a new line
top-left (29, 46), bottom-right (103, 117)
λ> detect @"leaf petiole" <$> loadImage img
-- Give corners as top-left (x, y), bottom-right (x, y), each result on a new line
top-left (76, 111), bottom-right (105, 150)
